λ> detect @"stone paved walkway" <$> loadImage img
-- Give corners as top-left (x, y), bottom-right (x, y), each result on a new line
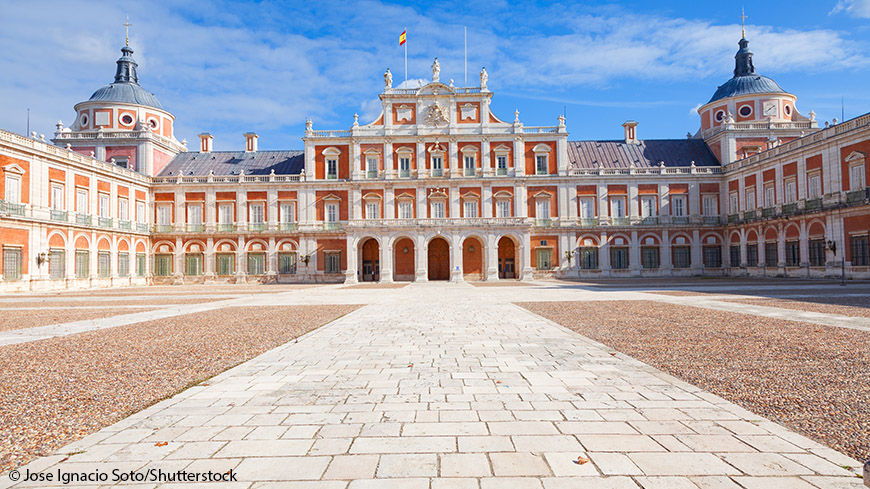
top-left (3, 283), bottom-right (863, 488)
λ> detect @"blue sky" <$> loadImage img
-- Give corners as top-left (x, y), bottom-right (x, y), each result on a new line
top-left (1, 0), bottom-right (869, 151)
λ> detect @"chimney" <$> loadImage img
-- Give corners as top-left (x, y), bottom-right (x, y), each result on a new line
top-left (622, 121), bottom-right (639, 144)
top-left (198, 133), bottom-right (213, 153)
top-left (244, 132), bottom-right (258, 153)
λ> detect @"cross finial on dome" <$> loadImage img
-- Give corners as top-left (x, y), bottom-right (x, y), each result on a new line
top-left (123, 16), bottom-right (132, 47)
top-left (739, 7), bottom-right (747, 39)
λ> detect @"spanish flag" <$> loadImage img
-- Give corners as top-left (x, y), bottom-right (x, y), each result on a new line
top-left (399, 30), bottom-right (406, 45)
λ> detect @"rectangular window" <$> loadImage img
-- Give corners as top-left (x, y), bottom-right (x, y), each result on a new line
top-left (610, 247), bottom-right (629, 269)
top-left (399, 201), bottom-right (413, 219)
top-left (98, 193), bottom-right (110, 217)
top-left (536, 199), bottom-right (551, 219)
top-left (118, 253), bottom-right (129, 277)
top-left (496, 155), bottom-right (508, 175)
top-left (730, 245), bottom-right (740, 266)
top-left (98, 251), bottom-right (110, 278)
top-left (279, 252), bottom-right (297, 274)
top-left (118, 197), bottom-right (128, 221)
top-left (784, 179), bottom-right (796, 204)
top-left (464, 155), bottom-right (475, 176)
top-left (579, 247), bottom-right (598, 269)
top-left (4, 176), bottom-right (21, 204)
top-left (496, 200), bottom-right (511, 218)
top-left (430, 201), bottom-right (445, 219)
top-left (366, 157), bottom-right (378, 178)
top-left (702, 195), bottom-right (717, 216)
top-left (851, 236), bottom-right (869, 266)
top-left (399, 157), bottom-right (411, 177)
top-left (75, 250), bottom-right (89, 278)
top-left (535, 155), bottom-right (548, 175)
top-left (463, 200), bottom-right (478, 218)
top-left (641, 247), bottom-right (660, 269)
top-left (764, 185), bottom-right (775, 208)
top-left (640, 196), bottom-right (656, 217)
top-left (156, 205), bottom-right (171, 225)
top-left (186, 254), bottom-right (203, 276)
top-left (535, 249), bottom-right (552, 270)
top-left (325, 203), bottom-right (338, 222)
top-left (216, 253), bottom-right (235, 276)
top-left (325, 252), bottom-right (341, 273)
top-left (579, 197), bottom-right (595, 218)
top-left (765, 242), bottom-right (778, 266)
top-left (136, 201), bottom-right (146, 223)
top-left (747, 244), bottom-right (758, 267)
top-left (250, 203), bottom-right (265, 223)
top-left (850, 164), bottom-right (866, 191)
top-left (247, 253), bottom-right (265, 275)
top-left (745, 189), bottom-right (756, 210)
top-left (610, 197), bottom-right (625, 218)
top-left (672, 246), bottom-right (691, 268)
top-left (280, 202), bottom-right (296, 223)
top-left (49, 249), bottom-right (65, 280)
top-left (671, 195), bottom-right (686, 216)
top-left (808, 173), bottom-right (821, 200)
top-left (136, 253), bottom-right (146, 276)
top-left (703, 246), bottom-right (722, 268)
top-left (3, 248), bottom-right (22, 280)
top-left (76, 188), bottom-right (88, 213)
top-left (365, 202), bottom-right (379, 219)
top-left (326, 158), bottom-right (338, 179)
top-left (809, 239), bottom-right (825, 267)
top-left (218, 203), bottom-right (233, 229)
top-left (154, 254), bottom-right (172, 277)
top-left (51, 184), bottom-right (65, 210)
top-left (785, 241), bottom-right (800, 267)
top-left (729, 192), bottom-right (739, 214)
top-left (187, 204), bottom-right (203, 229)
top-left (431, 155), bottom-right (443, 173)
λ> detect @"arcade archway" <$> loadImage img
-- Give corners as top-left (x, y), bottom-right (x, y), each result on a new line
top-left (427, 237), bottom-right (450, 281)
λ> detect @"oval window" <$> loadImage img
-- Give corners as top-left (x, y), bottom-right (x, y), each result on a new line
top-left (80, 113), bottom-right (89, 127)
top-left (739, 105), bottom-right (752, 117)
top-left (147, 118), bottom-right (159, 130)
top-left (120, 114), bottom-right (134, 126)
top-left (715, 110), bottom-right (725, 122)
top-left (784, 105), bottom-right (792, 116)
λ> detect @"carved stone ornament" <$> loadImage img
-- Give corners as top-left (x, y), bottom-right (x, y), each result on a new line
top-left (479, 67), bottom-right (488, 88)
top-left (384, 68), bottom-right (393, 89)
top-left (424, 101), bottom-right (449, 126)
top-left (431, 58), bottom-right (440, 82)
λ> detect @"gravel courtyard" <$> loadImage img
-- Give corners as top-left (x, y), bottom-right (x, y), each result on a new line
top-left (0, 279), bottom-right (866, 488)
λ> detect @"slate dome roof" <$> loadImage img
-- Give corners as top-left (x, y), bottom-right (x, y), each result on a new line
top-left (707, 37), bottom-right (788, 104)
top-left (85, 46), bottom-right (164, 110)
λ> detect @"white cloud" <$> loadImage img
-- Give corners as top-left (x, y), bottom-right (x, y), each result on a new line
top-left (831, 0), bottom-right (870, 18)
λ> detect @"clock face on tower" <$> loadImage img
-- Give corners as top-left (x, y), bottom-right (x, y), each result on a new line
top-left (762, 101), bottom-right (778, 117)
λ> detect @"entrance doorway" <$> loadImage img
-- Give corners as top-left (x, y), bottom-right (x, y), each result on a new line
top-left (361, 238), bottom-right (380, 282)
top-left (462, 236), bottom-right (484, 280)
top-left (497, 236), bottom-right (517, 279)
top-left (393, 237), bottom-right (415, 281)
top-left (427, 237), bottom-right (450, 281)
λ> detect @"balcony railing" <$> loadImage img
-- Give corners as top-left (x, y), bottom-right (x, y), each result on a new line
top-left (248, 223), bottom-right (266, 232)
top-left (280, 222), bottom-right (297, 231)
top-left (464, 168), bottom-right (475, 177)
top-left (118, 220), bottom-right (132, 230)
top-left (610, 217), bottom-right (630, 226)
top-left (782, 203), bottom-right (798, 215)
top-left (535, 218), bottom-right (553, 228)
top-left (366, 170), bottom-right (378, 179)
top-left (496, 167), bottom-right (508, 176)
top-left (326, 173), bottom-right (338, 180)
top-left (76, 214), bottom-right (92, 226)
top-left (727, 213), bottom-right (741, 224)
top-left (639, 216), bottom-right (659, 225)
top-left (323, 222), bottom-right (342, 231)
top-left (216, 223), bottom-right (235, 232)
top-left (98, 217), bottom-right (114, 228)
top-left (399, 169), bottom-right (411, 178)
top-left (0, 200), bottom-right (25, 216)
top-left (153, 224), bottom-right (173, 233)
top-left (347, 217), bottom-right (527, 228)
top-left (761, 207), bottom-right (777, 218)
top-left (804, 198), bottom-right (822, 211)
top-left (671, 216), bottom-right (689, 225)
top-left (431, 168), bottom-right (443, 177)
top-left (186, 224), bottom-right (204, 232)
top-left (50, 209), bottom-right (68, 222)
top-left (743, 210), bottom-right (756, 221)
top-left (137, 223), bottom-right (149, 233)
top-left (846, 188), bottom-right (869, 204)
top-left (578, 218), bottom-right (598, 227)
top-left (702, 216), bottom-right (721, 225)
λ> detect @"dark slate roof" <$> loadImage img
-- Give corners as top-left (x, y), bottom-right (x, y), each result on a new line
top-left (707, 74), bottom-right (787, 104)
top-left (88, 83), bottom-right (164, 110)
top-left (567, 140), bottom-right (720, 169)
top-left (159, 151), bottom-right (305, 176)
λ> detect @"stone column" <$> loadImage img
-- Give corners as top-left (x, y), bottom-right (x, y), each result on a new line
top-left (661, 229), bottom-right (672, 275)
top-left (482, 185), bottom-right (493, 218)
top-left (599, 231), bottom-right (611, 276)
top-left (520, 230), bottom-right (533, 281)
top-left (380, 239), bottom-right (394, 283)
top-left (691, 229), bottom-right (702, 275)
top-left (415, 234), bottom-right (428, 282)
top-left (482, 139), bottom-right (492, 177)
top-left (450, 234), bottom-right (463, 282)
top-left (344, 235), bottom-right (358, 284)
top-left (629, 230), bottom-right (640, 276)
top-left (485, 234), bottom-right (499, 281)
top-left (384, 187), bottom-right (395, 219)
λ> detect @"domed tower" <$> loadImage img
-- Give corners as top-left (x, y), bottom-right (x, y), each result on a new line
top-left (697, 35), bottom-right (818, 165)
top-left (52, 43), bottom-right (186, 176)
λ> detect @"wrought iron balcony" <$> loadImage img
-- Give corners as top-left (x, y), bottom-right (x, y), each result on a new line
top-left (639, 216), bottom-right (659, 225)
top-left (610, 217), bottom-right (630, 226)
top-left (186, 224), bottom-right (204, 232)
top-left (804, 198), bottom-right (822, 211)
top-left (671, 216), bottom-right (689, 225)
top-left (153, 224), bottom-right (173, 233)
top-left (743, 210), bottom-right (756, 221)
top-left (431, 168), bottom-right (444, 177)
top-left (534, 218), bottom-right (553, 228)
top-left (280, 222), bottom-right (297, 231)
top-left (98, 217), bottom-right (114, 228)
top-left (118, 220), bottom-right (132, 230)
top-left (727, 213), bottom-right (741, 224)
top-left (761, 207), bottom-right (777, 218)
top-left (0, 200), bottom-right (25, 216)
top-left (137, 223), bottom-right (150, 233)
top-left (399, 169), bottom-right (411, 178)
top-left (50, 209), bottom-right (68, 222)
top-left (702, 216), bottom-right (721, 225)
top-left (366, 170), bottom-right (378, 179)
top-left (577, 218), bottom-right (598, 227)
top-left (846, 188), bottom-right (869, 204)
top-left (782, 203), bottom-right (797, 215)
top-left (323, 222), bottom-right (342, 231)
top-left (216, 223), bottom-right (235, 232)
top-left (76, 214), bottom-right (92, 226)
top-left (248, 223), bottom-right (266, 232)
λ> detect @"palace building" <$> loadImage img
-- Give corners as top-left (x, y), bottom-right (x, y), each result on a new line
top-left (1, 34), bottom-right (869, 291)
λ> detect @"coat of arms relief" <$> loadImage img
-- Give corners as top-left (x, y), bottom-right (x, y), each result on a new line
top-left (424, 101), bottom-right (449, 126)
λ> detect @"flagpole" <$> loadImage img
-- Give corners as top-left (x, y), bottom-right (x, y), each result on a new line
top-left (464, 26), bottom-right (467, 86)
top-left (404, 27), bottom-right (408, 82)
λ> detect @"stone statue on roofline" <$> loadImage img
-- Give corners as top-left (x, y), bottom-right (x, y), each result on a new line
top-left (432, 58), bottom-right (440, 82)
top-left (384, 68), bottom-right (392, 89)
top-left (480, 67), bottom-right (488, 89)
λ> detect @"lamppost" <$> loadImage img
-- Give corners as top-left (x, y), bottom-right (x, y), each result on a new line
top-left (826, 239), bottom-right (845, 286)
